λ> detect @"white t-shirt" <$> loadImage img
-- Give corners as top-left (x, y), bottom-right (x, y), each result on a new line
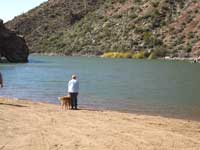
top-left (68, 79), bottom-right (79, 93)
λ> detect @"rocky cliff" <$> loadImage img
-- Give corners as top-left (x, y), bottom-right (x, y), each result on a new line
top-left (0, 19), bottom-right (29, 63)
top-left (5, 0), bottom-right (200, 58)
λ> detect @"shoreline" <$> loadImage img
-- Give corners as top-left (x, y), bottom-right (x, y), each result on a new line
top-left (160, 56), bottom-right (200, 62)
top-left (1, 96), bottom-right (199, 122)
top-left (1, 96), bottom-right (200, 122)
top-left (1, 97), bottom-right (200, 149)
top-left (1, 97), bottom-right (200, 122)
top-left (30, 52), bottom-right (99, 57)
top-left (30, 52), bottom-right (200, 63)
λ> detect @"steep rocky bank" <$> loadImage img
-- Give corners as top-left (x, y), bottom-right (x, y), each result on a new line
top-left (0, 19), bottom-right (29, 63)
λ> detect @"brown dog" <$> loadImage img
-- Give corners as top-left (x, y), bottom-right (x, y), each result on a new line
top-left (58, 95), bottom-right (71, 110)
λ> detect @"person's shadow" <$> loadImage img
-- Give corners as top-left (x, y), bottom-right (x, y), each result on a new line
top-left (0, 103), bottom-right (27, 107)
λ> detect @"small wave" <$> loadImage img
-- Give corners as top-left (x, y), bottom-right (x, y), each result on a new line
top-left (0, 96), bottom-right (19, 100)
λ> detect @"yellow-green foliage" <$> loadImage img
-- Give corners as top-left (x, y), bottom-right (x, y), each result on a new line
top-left (102, 51), bottom-right (151, 59)
top-left (101, 52), bottom-right (132, 58)
top-left (132, 51), bottom-right (145, 59)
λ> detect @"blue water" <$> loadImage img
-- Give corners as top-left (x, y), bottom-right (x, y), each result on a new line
top-left (1, 55), bottom-right (200, 120)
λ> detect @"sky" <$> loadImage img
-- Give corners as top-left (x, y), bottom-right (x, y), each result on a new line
top-left (0, 0), bottom-right (48, 22)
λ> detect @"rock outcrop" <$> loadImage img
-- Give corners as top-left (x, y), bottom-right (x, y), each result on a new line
top-left (0, 19), bottom-right (29, 63)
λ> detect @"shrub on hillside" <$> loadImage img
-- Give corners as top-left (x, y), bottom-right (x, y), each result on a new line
top-left (185, 43), bottom-right (192, 53)
top-left (128, 12), bottom-right (138, 19)
top-left (150, 1), bottom-right (160, 8)
top-left (153, 47), bottom-right (167, 57)
top-left (119, 0), bottom-right (126, 4)
top-left (142, 32), bottom-right (163, 48)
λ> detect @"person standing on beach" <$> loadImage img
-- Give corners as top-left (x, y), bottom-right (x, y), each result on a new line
top-left (0, 72), bottom-right (3, 88)
top-left (68, 75), bottom-right (79, 110)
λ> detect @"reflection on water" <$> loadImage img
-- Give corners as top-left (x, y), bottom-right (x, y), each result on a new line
top-left (0, 55), bottom-right (200, 120)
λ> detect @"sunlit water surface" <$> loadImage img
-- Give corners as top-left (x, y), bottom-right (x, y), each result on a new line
top-left (1, 55), bottom-right (200, 120)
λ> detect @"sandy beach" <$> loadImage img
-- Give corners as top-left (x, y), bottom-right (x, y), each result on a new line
top-left (0, 98), bottom-right (200, 150)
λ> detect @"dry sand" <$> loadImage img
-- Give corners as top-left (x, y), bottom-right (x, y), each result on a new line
top-left (0, 98), bottom-right (200, 150)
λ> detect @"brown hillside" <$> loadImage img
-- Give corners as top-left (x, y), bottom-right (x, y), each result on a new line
top-left (5, 0), bottom-right (200, 58)
top-left (164, 2), bottom-right (200, 57)
top-left (6, 0), bottom-right (104, 53)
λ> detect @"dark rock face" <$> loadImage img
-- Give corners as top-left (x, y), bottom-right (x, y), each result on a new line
top-left (0, 19), bottom-right (29, 63)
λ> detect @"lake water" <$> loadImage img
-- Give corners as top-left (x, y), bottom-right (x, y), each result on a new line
top-left (1, 55), bottom-right (200, 120)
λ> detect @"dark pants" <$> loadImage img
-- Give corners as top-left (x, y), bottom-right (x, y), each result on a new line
top-left (69, 93), bottom-right (78, 109)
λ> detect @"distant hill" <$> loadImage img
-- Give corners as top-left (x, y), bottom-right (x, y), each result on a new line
top-left (6, 0), bottom-right (200, 58)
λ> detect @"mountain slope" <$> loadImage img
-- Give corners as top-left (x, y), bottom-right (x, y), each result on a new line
top-left (6, 0), bottom-right (104, 53)
top-left (6, 0), bottom-right (200, 58)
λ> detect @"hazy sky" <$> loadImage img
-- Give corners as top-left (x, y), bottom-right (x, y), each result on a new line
top-left (0, 0), bottom-right (48, 22)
